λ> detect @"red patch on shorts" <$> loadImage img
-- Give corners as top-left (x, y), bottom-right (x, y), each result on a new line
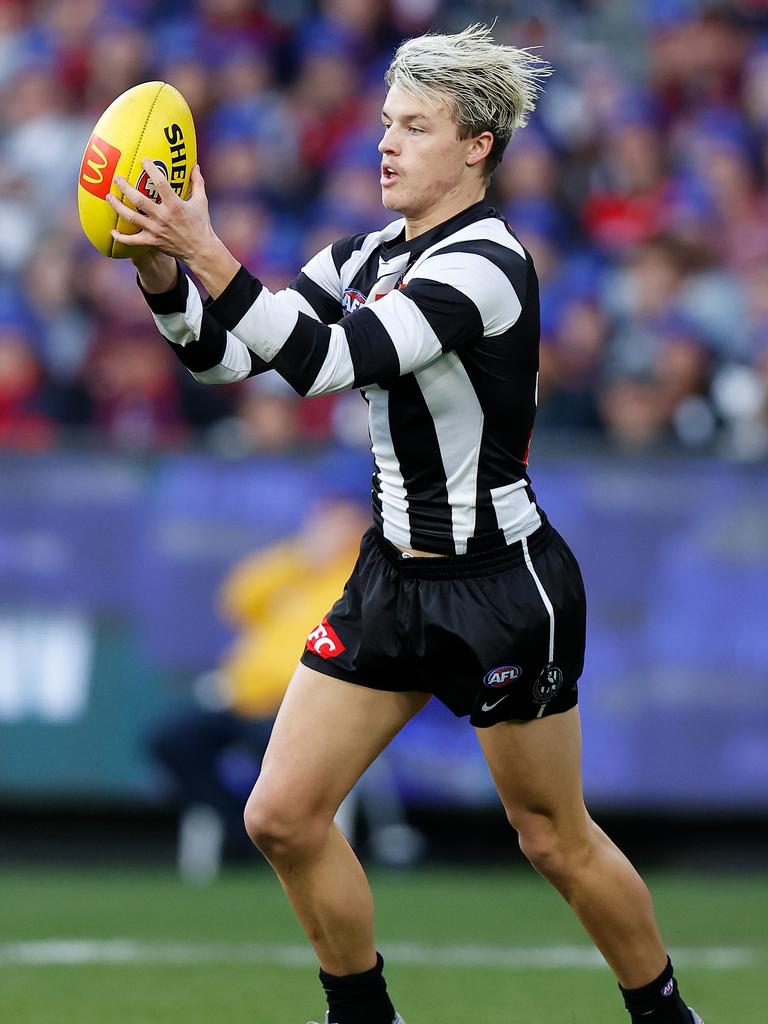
top-left (306, 618), bottom-right (346, 659)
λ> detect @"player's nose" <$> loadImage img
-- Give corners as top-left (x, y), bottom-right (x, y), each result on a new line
top-left (378, 128), bottom-right (399, 155)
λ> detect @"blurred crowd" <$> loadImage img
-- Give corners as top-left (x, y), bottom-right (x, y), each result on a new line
top-left (2, 0), bottom-right (768, 457)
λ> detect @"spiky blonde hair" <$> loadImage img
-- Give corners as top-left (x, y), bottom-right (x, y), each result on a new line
top-left (385, 23), bottom-right (552, 180)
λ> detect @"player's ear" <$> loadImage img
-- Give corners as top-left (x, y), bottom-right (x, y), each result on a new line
top-left (466, 131), bottom-right (494, 168)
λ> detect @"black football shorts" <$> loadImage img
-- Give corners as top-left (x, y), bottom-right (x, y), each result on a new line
top-left (300, 519), bottom-right (586, 726)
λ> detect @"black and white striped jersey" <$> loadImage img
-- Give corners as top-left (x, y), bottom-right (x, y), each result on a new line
top-left (140, 199), bottom-right (543, 555)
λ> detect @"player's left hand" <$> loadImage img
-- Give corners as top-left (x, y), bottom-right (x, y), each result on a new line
top-left (107, 160), bottom-right (214, 263)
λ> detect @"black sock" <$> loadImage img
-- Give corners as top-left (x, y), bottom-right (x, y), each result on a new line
top-left (319, 951), bottom-right (396, 1024)
top-left (620, 957), bottom-right (693, 1022)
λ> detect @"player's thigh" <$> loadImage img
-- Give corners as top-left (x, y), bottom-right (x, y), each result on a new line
top-left (248, 662), bottom-right (430, 822)
top-left (475, 706), bottom-right (590, 839)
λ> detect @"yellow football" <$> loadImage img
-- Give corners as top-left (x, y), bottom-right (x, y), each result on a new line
top-left (77, 81), bottom-right (197, 259)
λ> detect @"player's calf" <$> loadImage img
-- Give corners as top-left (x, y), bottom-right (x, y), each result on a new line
top-left (509, 811), bottom-right (701, 1022)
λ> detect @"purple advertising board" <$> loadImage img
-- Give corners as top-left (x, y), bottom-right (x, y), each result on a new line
top-left (0, 450), bottom-right (766, 810)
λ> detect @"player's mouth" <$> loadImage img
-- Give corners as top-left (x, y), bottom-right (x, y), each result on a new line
top-left (381, 164), bottom-right (401, 187)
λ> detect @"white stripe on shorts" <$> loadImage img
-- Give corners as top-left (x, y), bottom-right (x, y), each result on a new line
top-left (521, 536), bottom-right (555, 719)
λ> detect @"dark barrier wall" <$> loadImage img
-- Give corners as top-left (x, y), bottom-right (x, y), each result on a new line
top-left (1, 449), bottom-right (766, 810)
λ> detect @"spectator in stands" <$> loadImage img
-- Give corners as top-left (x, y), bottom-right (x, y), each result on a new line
top-left (2, 0), bottom-right (768, 455)
top-left (0, 321), bottom-right (55, 448)
top-left (79, 327), bottom-right (186, 449)
top-left (208, 374), bottom-right (302, 457)
top-left (537, 299), bottom-right (607, 435)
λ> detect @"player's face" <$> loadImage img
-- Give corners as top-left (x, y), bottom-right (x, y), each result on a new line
top-left (378, 85), bottom-right (483, 229)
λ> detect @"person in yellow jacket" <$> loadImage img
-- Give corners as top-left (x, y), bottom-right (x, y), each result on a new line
top-left (147, 496), bottom-right (369, 874)
top-left (219, 497), bottom-right (369, 718)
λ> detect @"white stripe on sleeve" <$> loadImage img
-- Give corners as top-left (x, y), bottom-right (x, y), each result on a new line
top-left (367, 289), bottom-right (443, 374)
top-left (277, 287), bottom-right (322, 321)
top-left (232, 288), bottom-right (300, 361)
top-left (192, 333), bottom-right (254, 385)
top-left (305, 324), bottom-right (356, 397)
top-left (152, 277), bottom-right (203, 347)
top-left (300, 245), bottom-right (341, 302)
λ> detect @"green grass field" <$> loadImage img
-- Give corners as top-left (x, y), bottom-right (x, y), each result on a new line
top-left (1, 866), bottom-right (764, 1022)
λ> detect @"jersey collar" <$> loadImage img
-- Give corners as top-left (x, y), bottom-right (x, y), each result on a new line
top-left (380, 200), bottom-right (497, 262)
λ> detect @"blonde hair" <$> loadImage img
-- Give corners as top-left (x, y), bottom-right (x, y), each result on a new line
top-left (385, 23), bottom-right (552, 180)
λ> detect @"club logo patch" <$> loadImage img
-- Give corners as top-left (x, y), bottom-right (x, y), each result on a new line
top-left (483, 665), bottom-right (522, 688)
top-left (533, 663), bottom-right (564, 704)
top-left (79, 134), bottom-right (121, 200)
top-left (135, 160), bottom-right (169, 204)
top-left (661, 980), bottom-right (674, 997)
top-left (342, 288), bottom-right (367, 316)
top-left (306, 618), bottom-right (346, 659)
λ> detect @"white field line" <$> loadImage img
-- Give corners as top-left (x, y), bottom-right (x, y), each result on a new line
top-left (0, 940), bottom-right (759, 970)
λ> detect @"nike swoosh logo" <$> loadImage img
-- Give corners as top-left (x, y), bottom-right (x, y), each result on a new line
top-left (480, 694), bottom-right (510, 712)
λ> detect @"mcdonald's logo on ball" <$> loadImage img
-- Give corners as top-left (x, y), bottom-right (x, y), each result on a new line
top-left (78, 134), bottom-right (122, 200)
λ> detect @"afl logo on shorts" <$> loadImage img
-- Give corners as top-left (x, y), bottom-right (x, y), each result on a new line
top-left (135, 160), bottom-right (169, 204)
top-left (483, 665), bottom-right (522, 688)
top-left (533, 663), bottom-right (564, 703)
top-left (306, 618), bottom-right (346, 660)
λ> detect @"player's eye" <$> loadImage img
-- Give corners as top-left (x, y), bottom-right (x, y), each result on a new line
top-left (408, 126), bottom-right (424, 134)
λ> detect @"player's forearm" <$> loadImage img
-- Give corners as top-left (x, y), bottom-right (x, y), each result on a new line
top-left (132, 250), bottom-right (179, 294)
top-left (132, 232), bottom-right (240, 301)
top-left (204, 268), bottom-right (349, 395)
top-left (185, 233), bottom-right (242, 300)
top-left (136, 266), bottom-right (269, 384)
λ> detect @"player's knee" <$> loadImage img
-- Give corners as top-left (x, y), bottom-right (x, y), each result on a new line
top-left (242, 797), bottom-right (298, 856)
top-left (515, 816), bottom-right (564, 876)
top-left (510, 809), bottom-right (587, 884)
top-left (243, 790), bottom-right (327, 862)
top-left (512, 810), bottom-right (595, 884)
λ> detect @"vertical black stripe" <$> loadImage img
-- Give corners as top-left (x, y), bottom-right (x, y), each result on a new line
top-left (458, 257), bottom-right (540, 547)
top-left (363, 392), bottom-right (384, 529)
top-left (385, 375), bottom-right (454, 553)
